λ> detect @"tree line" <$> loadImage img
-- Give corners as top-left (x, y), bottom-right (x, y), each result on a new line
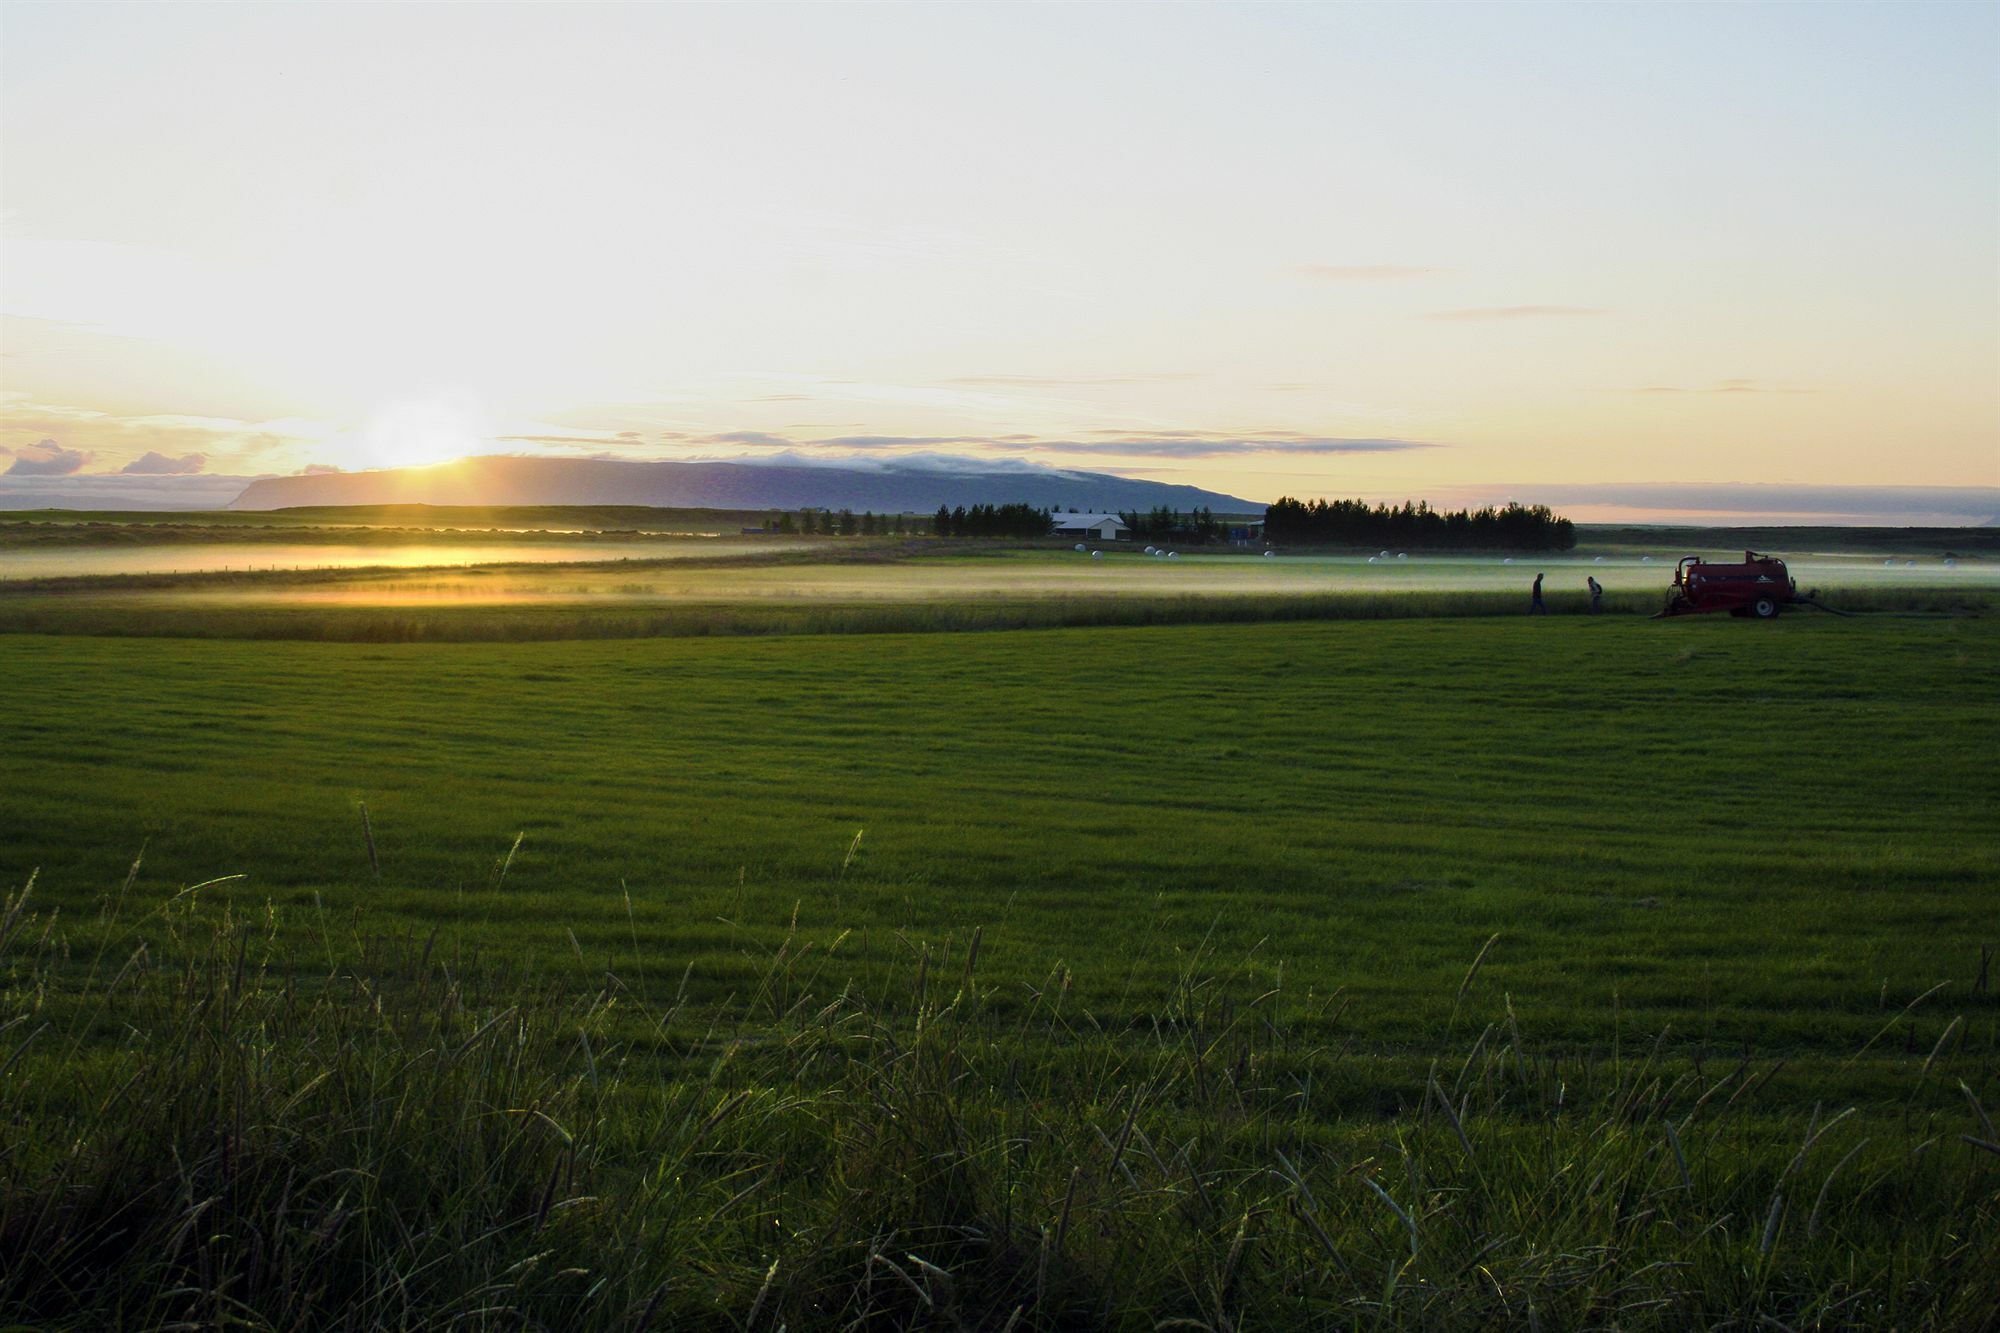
top-left (932, 503), bottom-right (1056, 538)
top-left (1118, 506), bottom-right (1222, 543)
top-left (764, 504), bottom-right (1060, 537)
top-left (769, 510), bottom-right (912, 536)
top-left (1264, 497), bottom-right (1576, 550)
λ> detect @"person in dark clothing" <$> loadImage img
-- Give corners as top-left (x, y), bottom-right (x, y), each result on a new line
top-left (1530, 572), bottom-right (1547, 614)
top-left (1587, 575), bottom-right (1603, 614)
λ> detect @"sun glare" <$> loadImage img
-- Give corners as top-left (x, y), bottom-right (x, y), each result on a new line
top-left (346, 397), bottom-right (487, 472)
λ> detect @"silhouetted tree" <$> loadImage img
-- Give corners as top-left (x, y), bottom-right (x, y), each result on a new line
top-left (926, 503), bottom-right (1053, 538)
top-left (1263, 497), bottom-right (1574, 551)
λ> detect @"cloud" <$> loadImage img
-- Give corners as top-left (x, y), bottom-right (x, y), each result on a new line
top-left (1638, 378), bottom-right (1814, 395)
top-left (1, 396), bottom-right (335, 473)
top-left (119, 450), bottom-right (207, 475)
top-left (1710, 378), bottom-right (1812, 395)
top-left (1292, 265), bottom-right (1438, 281)
top-left (820, 435), bottom-right (971, 449)
top-left (495, 433), bottom-right (640, 448)
top-left (700, 449), bottom-right (1086, 477)
top-left (674, 429), bottom-right (1439, 459)
top-left (1426, 305), bottom-right (1608, 320)
top-left (1029, 437), bottom-right (1437, 458)
top-left (4, 439), bottom-right (91, 476)
top-left (942, 373), bottom-right (1199, 387)
top-left (0, 471), bottom-right (271, 511)
top-left (697, 430), bottom-right (794, 447)
top-left (1439, 482), bottom-right (1999, 526)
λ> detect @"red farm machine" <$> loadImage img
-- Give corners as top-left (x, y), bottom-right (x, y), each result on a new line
top-left (1656, 550), bottom-right (1817, 619)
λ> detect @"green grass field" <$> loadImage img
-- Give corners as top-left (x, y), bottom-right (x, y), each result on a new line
top-left (6, 614), bottom-right (1997, 1047)
top-left (4, 607), bottom-right (1998, 1327)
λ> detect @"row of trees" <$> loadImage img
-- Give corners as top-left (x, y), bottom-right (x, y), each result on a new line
top-left (769, 510), bottom-right (912, 536)
top-left (1264, 497), bottom-right (1576, 550)
top-left (1118, 506), bottom-right (1223, 543)
top-left (933, 503), bottom-right (1056, 538)
top-left (764, 503), bottom-right (1063, 538)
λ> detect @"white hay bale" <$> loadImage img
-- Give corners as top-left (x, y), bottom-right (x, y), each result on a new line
top-left (1091, 550), bottom-right (1102, 559)
top-left (1503, 557), bottom-right (1514, 565)
top-left (1075, 543), bottom-right (1087, 552)
top-left (1167, 551), bottom-right (1178, 559)
top-left (1263, 550), bottom-right (1276, 558)
top-left (1367, 556), bottom-right (1378, 564)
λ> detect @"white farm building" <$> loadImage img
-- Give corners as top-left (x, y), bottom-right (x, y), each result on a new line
top-left (1050, 512), bottom-right (1129, 541)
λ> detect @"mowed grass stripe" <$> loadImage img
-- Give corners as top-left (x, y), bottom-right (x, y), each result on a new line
top-left (2, 615), bottom-right (1994, 1065)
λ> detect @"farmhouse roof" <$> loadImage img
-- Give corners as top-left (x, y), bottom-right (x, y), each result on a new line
top-left (1051, 513), bottom-right (1129, 528)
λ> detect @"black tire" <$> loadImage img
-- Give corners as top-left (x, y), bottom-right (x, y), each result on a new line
top-left (1750, 596), bottom-right (1779, 619)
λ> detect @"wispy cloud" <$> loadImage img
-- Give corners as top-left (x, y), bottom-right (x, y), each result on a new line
top-left (1426, 305), bottom-right (1608, 320)
top-left (1447, 482), bottom-right (1999, 526)
top-left (668, 429), bottom-right (1440, 459)
top-left (1040, 437), bottom-right (1435, 458)
top-left (4, 439), bottom-right (92, 476)
top-left (496, 432), bottom-right (658, 449)
top-left (120, 450), bottom-right (207, 475)
top-left (1, 396), bottom-right (332, 472)
top-left (941, 373), bottom-right (1199, 387)
top-left (1638, 378), bottom-right (1814, 395)
top-left (699, 430), bottom-right (795, 447)
top-left (1291, 264), bottom-right (1439, 281)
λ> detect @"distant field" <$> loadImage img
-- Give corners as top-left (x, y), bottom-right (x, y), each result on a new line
top-left (4, 539), bottom-right (1995, 640)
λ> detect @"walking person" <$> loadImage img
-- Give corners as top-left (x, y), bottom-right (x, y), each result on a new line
top-left (1530, 572), bottom-right (1547, 615)
top-left (1587, 574), bottom-right (1603, 614)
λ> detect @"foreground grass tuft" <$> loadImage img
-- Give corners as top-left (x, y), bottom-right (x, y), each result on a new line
top-left (4, 876), bottom-right (1996, 1330)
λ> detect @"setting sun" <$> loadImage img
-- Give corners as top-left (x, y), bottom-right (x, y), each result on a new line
top-left (344, 397), bottom-right (493, 473)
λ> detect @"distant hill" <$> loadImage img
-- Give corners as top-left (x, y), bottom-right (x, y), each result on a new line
top-left (229, 455), bottom-right (1261, 515)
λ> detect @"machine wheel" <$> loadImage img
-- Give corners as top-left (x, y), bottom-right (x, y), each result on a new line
top-left (1750, 596), bottom-right (1780, 619)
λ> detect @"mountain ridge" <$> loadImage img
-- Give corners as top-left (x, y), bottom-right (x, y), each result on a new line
top-left (229, 455), bottom-right (1262, 514)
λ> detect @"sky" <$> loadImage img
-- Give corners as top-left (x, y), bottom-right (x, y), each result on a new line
top-left (2, 1), bottom-right (1996, 519)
